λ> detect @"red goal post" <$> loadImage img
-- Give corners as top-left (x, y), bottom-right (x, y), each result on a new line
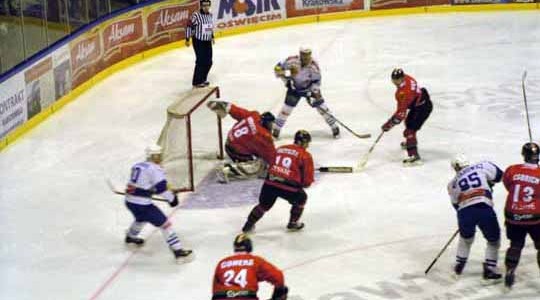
top-left (158, 86), bottom-right (224, 192)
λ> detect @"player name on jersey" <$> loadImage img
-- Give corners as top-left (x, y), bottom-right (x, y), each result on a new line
top-left (219, 258), bottom-right (255, 269)
top-left (512, 173), bottom-right (540, 184)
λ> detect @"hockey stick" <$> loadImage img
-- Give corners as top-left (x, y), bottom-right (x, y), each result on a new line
top-left (106, 178), bottom-right (169, 203)
top-left (522, 71), bottom-right (533, 142)
top-left (356, 131), bottom-right (384, 170)
top-left (424, 229), bottom-right (459, 275)
top-left (315, 105), bottom-right (371, 139)
top-left (317, 166), bottom-right (353, 173)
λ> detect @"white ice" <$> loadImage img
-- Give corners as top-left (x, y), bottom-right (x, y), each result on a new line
top-left (1, 11), bottom-right (540, 300)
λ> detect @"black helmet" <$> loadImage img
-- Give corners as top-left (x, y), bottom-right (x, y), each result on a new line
top-left (522, 142), bottom-right (540, 164)
top-left (391, 68), bottom-right (404, 80)
top-left (260, 112), bottom-right (275, 131)
top-left (200, 0), bottom-right (211, 7)
top-left (233, 233), bottom-right (252, 252)
top-left (294, 129), bottom-right (311, 145)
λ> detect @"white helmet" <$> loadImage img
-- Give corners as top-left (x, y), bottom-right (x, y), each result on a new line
top-left (451, 154), bottom-right (469, 171)
top-left (299, 47), bottom-right (312, 55)
top-left (145, 144), bottom-right (163, 157)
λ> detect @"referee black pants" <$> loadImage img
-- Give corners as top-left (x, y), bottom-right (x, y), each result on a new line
top-left (192, 38), bottom-right (213, 86)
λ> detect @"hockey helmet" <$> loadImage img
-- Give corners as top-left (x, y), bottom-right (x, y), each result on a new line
top-left (233, 233), bottom-right (253, 253)
top-left (260, 111), bottom-right (275, 131)
top-left (391, 68), bottom-right (405, 80)
top-left (146, 144), bottom-right (163, 158)
top-left (522, 142), bottom-right (540, 164)
top-left (294, 129), bottom-right (311, 146)
top-left (299, 47), bottom-right (312, 66)
top-left (450, 154), bottom-right (469, 172)
top-left (200, 0), bottom-right (211, 6)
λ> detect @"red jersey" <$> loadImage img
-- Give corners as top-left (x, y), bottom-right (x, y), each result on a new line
top-left (392, 74), bottom-right (423, 122)
top-left (266, 144), bottom-right (314, 191)
top-left (227, 105), bottom-right (276, 164)
top-left (212, 252), bottom-right (284, 300)
top-left (503, 163), bottom-right (540, 225)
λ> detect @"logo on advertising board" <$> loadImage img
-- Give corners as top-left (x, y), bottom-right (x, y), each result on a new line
top-left (0, 74), bottom-right (26, 138)
top-left (295, 0), bottom-right (353, 9)
top-left (371, 0), bottom-right (407, 8)
top-left (102, 12), bottom-right (144, 57)
top-left (215, 0), bottom-right (285, 30)
top-left (146, 2), bottom-right (198, 45)
top-left (70, 34), bottom-right (101, 79)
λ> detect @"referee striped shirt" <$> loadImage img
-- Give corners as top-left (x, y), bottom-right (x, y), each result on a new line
top-left (186, 10), bottom-right (214, 41)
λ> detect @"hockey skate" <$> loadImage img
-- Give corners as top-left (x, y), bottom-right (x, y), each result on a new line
top-left (403, 155), bottom-right (422, 166)
top-left (125, 235), bottom-right (145, 246)
top-left (504, 268), bottom-right (515, 290)
top-left (287, 222), bottom-right (305, 232)
top-left (215, 165), bottom-right (230, 184)
top-left (272, 128), bottom-right (280, 139)
top-left (332, 126), bottom-right (340, 139)
top-left (452, 261), bottom-right (466, 279)
top-left (173, 248), bottom-right (194, 264)
top-left (482, 263), bottom-right (502, 285)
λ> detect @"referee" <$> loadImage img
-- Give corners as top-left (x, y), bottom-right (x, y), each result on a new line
top-left (185, 0), bottom-right (215, 88)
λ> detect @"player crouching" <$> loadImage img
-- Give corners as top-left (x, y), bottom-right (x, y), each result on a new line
top-left (207, 101), bottom-right (276, 183)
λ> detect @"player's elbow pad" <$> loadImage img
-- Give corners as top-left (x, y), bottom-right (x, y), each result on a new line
top-left (153, 180), bottom-right (168, 194)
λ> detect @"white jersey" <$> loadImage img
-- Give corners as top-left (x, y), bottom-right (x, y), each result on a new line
top-left (277, 55), bottom-right (321, 93)
top-left (447, 161), bottom-right (503, 210)
top-left (125, 161), bottom-right (174, 205)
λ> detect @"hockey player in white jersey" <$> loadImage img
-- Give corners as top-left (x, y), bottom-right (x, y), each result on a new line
top-left (447, 155), bottom-right (503, 281)
top-left (124, 144), bottom-right (193, 262)
top-left (273, 47), bottom-right (340, 139)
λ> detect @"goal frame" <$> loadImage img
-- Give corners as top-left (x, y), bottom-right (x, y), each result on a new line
top-left (162, 86), bottom-right (224, 192)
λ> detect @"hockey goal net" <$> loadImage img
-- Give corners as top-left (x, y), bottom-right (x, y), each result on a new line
top-left (158, 86), bottom-right (224, 192)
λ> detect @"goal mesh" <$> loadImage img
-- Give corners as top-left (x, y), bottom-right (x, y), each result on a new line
top-left (157, 86), bottom-right (223, 192)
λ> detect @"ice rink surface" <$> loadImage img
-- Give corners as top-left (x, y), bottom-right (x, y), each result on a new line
top-left (1, 10), bottom-right (540, 300)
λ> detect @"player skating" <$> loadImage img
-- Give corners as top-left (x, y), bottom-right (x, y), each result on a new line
top-left (242, 130), bottom-right (314, 233)
top-left (381, 69), bottom-right (433, 165)
top-left (273, 47), bottom-right (340, 139)
top-left (447, 155), bottom-right (503, 281)
top-left (123, 144), bottom-right (193, 262)
top-left (502, 142), bottom-right (540, 290)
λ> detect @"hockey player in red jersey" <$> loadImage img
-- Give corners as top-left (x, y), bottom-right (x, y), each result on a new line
top-left (381, 69), bottom-right (433, 165)
top-left (502, 142), bottom-right (540, 290)
top-left (207, 101), bottom-right (276, 183)
top-left (212, 234), bottom-right (288, 300)
top-left (242, 130), bottom-right (314, 232)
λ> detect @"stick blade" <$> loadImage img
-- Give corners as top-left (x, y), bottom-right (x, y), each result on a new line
top-left (318, 166), bottom-right (353, 173)
top-left (352, 133), bottom-right (372, 139)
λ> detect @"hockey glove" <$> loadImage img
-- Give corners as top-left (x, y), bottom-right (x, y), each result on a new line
top-left (169, 195), bottom-right (179, 207)
top-left (207, 101), bottom-right (229, 118)
top-left (285, 78), bottom-right (296, 90)
top-left (381, 116), bottom-right (401, 132)
top-left (271, 286), bottom-right (288, 300)
top-left (274, 65), bottom-right (284, 77)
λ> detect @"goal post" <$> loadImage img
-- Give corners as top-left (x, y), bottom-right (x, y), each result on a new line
top-left (158, 86), bottom-right (224, 192)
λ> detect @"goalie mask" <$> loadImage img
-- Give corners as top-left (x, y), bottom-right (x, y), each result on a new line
top-left (233, 233), bottom-right (253, 253)
top-left (260, 111), bottom-right (275, 131)
top-left (522, 142), bottom-right (540, 164)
